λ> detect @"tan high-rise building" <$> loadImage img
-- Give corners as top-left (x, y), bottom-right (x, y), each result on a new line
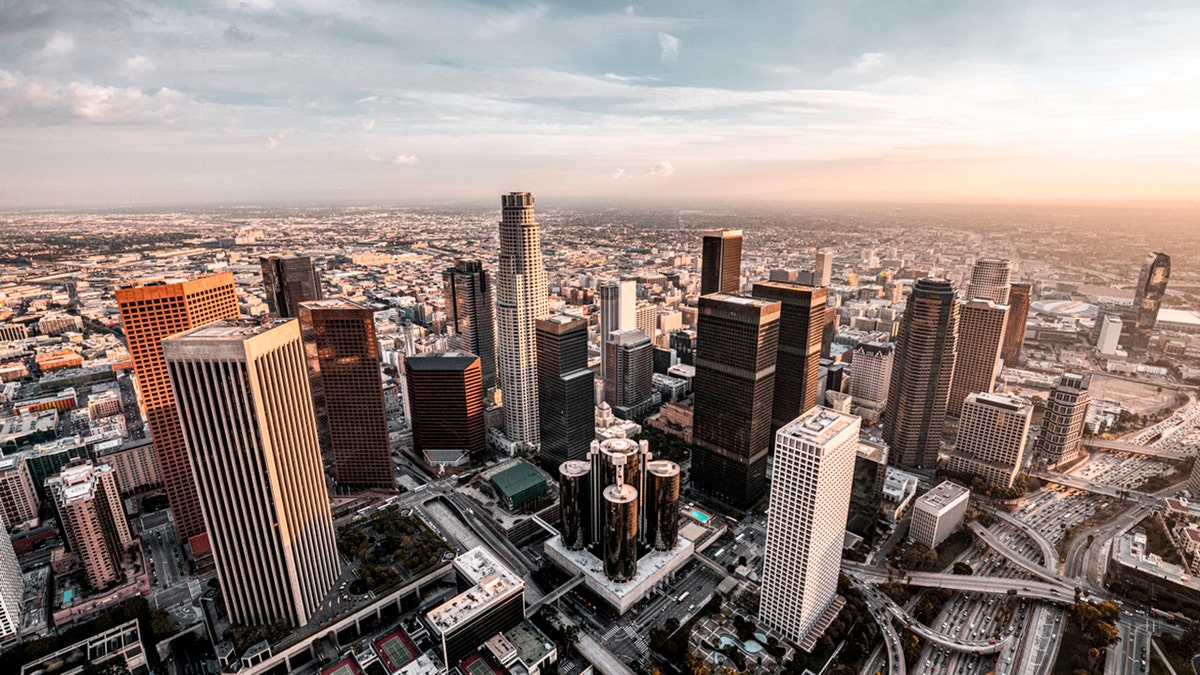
top-left (947, 393), bottom-right (1032, 488)
top-left (116, 274), bottom-right (238, 560)
top-left (46, 460), bottom-right (133, 590)
top-left (0, 510), bottom-right (21, 641)
top-left (164, 319), bottom-right (339, 628)
top-left (1035, 373), bottom-right (1091, 467)
top-left (700, 229), bottom-right (742, 295)
top-left (0, 454), bottom-right (38, 528)
top-left (947, 299), bottom-right (1008, 419)
top-left (966, 258), bottom-right (1012, 305)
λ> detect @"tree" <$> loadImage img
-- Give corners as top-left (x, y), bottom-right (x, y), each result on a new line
top-left (952, 562), bottom-right (973, 575)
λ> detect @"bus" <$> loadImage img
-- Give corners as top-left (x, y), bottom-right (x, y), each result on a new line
top-left (677, 592), bottom-right (690, 603)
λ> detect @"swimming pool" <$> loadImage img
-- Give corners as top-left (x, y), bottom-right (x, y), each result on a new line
top-left (691, 510), bottom-right (710, 523)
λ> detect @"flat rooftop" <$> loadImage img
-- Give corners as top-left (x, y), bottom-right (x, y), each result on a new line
top-left (778, 406), bottom-right (859, 447)
top-left (300, 298), bottom-right (368, 311)
top-left (174, 318), bottom-right (294, 340)
top-left (967, 392), bottom-right (1031, 414)
top-left (918, 480), bottom-right (970, 510)
top-left (426, 546), bottom-right (524, 636)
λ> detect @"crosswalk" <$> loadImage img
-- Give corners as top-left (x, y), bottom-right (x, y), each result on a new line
top-left (601, 624), bottom-right (650, 654)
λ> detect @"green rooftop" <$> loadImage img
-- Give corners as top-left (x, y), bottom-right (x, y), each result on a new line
top-left (489, 460), bottom-right (548, 511)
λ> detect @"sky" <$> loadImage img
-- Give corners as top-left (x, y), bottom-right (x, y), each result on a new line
top-left (2, 0), bottom-right (1200, 209)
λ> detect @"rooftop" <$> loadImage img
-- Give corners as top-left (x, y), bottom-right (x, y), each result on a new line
top-left (426, 548), bottom-right (524, 635)
top-left (778, 406), bottom-right (859, 447)
top-left (488, 460), bottom-right (548, 502)
top-left (404, 351), bottom-right (479, 371)
top-left (299, 298), bottom-right (368, 311)
top-left (174, 318), bottom-right (294, 340)
top-left (966, 392), bottom-right (1031, 414)
top-left (918, 480), bottom-right (970, 510)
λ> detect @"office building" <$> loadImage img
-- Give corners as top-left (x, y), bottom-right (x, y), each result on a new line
top-left (1133, 252), bottom-right (1171, 343)
top-left (46, 460), bottom-right (133, 590)
top-left (536, 315), bottom-right (594, 467)
top-left (947, 299), bottom-right (1008, 418)
top-left (848, 439), bottom-right (888, 537)
top-left (636, 303), bottom-right (657, 345)
top-left (0, 511), bottom-right (20, 641)
top-left (260, 254), bottom-right (323, 318)
top-left (164, 319), bottom-right (339, 628)
top-left (299, 299), bottom-right (392, 490)
top-left (815, 249), bottom-right (834, 287)
top-left (495, 192), bottom-right (550, 452)
top-left (848, 341), bottom-right (893, 424)
top-left (669, 330), bottom-right (696, 366)
top-left (0, 454), bottom-right (38, 528)
top-left (116, 273), bottom-right (238, 558)
top-left (966, 258), bottom-right (1011, 304)
top-left (1036, 373), bottom-right (1091, 467)
top-left (691, 294), bottom-right (781, 509)
top-left (752, 282), bottom-right (826, 429)
top-left (604, 329), bottom-right (655, 420)
top-left (910, 481), bottom-right (969, 548)
top-left (444, 259), bottom-right (497, 391)
top-left (700, 229), bottom-right (742, 295)
top-left (0, 324), bottom-right (27, 343)
top-left (426, 546), bottom-right (526, 668)
top-left (760, 408), bottom-right (860, 646)
top-left (598, 279), bottom-right (636, 379)
top-left (405, 352), bottom-right (488, 461)
top-left (884, 278), bottom-right (959, 469)
top-left (1097, 315), bottom-right (1124, 355)
top-left (1001, 282), bottom-right (1031, 365)
top-left (947, 393), bottom-right (1033, 488)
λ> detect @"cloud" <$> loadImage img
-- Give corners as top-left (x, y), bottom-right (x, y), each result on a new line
top-left (264, 128), bottom-right (291, 150)
top-left (853, 52), bottom-right (887, 74)
top-left (625, 5), bottom-right (634, 14)
top-left (360, 119), bottom-right (375, 133)
top-left (39, 32), bottom-right (76, 58)
top-left (121, 55), bottom-right (155, 76)
top-left (644, 161), bottom-right (675, 177)
top-left (657, 32), bottom-right (680, 63)
top-left (392, 154), bottom-right (417, 165)
top-left (224, 23), bottom-right (254, 43)
top-left (612, 168), bottom-right (626, 179)
top-left (22, 80), bottom-right (62, 107)
top-left (68, 83), bottom-right (187, 123)
top-left (603, 73), bottom-right (661, 83)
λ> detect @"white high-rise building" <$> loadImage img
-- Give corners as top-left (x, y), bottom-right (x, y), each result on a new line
top-left (760, 407), bottom-right (860, 645)
top-left (0, 511), bottom-right (23, 641)
top-left (495, 192), bottom-right (550, 452)
top-left (599, 279), bottom-right (636, 378)
top-left (966, 258), bottom-right (1012, 304)
top-left (1097, 315), bottom-right (1123, 356)
top-left (947, 392), bottom-right (1032, 488)
top-left (848, 341), bottom-right (893, 423)
top-left (164, 319), bottom-right (339, 628)
top-left (816, 249), bottom-right (834, 287)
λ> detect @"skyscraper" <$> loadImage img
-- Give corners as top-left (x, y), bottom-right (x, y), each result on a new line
top-left (947, 298), bottom-right (1008, 418)
top-left (847, 341), bottom-right (893, 424)
top-left (966, 258), bottom-right (1011, 304)
top-left (885, 278), bottom-right (959, 469)
top-left (815, 249), bottom-right (834, 287)
top-left (1133, 252), bottom-right (1171, 342)
top-left (752, 282), bottom-right (826, 429)
top-left (116, 273), bottom-right (238, 560)
top-left (164, 319), bottom-right (339, 628)
top-left (46, 460), bottom-right (133, 590)
top-left (1001, 282), bottom-right (1031, 365)
top-left (260, 254), bottom-right (323, 318)
top-left (1035, 373), bottom-right (1091, 467)
top-left (298, 299), bottom-right (393, 490)
top-left (536, 315), bottom-right (595, 467)
top-left (760, 407), bottom-right (860, 645)
top-left (598, 279), bottom-right (636, 380)
top-left (0, 454), bottom-right (38, 528)
top-left (604, 329), bottom-right (655, 420)
top-left (691, 294), bottom-right (781, 509)
top-left (947, 393), bottom-right (1032, 488)
top-left (700, 229), bottom-right (742, 295)
top-left (444, 259), bottom-right (497, 391)
top-left (495, 192), bottom-right (549, 452)
top-left (0, 511), bottom-right (21, 641)
top-left (405, 352), bottom-right (488, 460)
top-left (636, 303), bottom-right (657, 345)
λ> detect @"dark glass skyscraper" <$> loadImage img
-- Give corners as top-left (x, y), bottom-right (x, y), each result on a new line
top-left (1133, 252), bottom-right (1170, 342)
top-left (1034, 373), bottom-right (1091, 467)
top-left (298, 298), bottom-right (393, 490)
top-left (603, 329), bottom-right (655, 420)
top-left (885, 278), bottom-right (959, 469)
top-left (691, 293), bottom-right (781, 509)
top-left (444, 259), bottom-right (497, 391)
top-left (751, 281), bottom-right (826, 429)
top-left (260, 254), bottom-right (323, 318)
top-left (1001, 282), bottom-right (1031, 365)
top-left (700, 229), bottom-right (742, 295)
top-left (536, 315), bottom-right (594, 468)
top-left (405, 352), bottom-right (487, 460)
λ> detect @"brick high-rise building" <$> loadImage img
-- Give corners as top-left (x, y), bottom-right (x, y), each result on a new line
top-left (46, 460), bottom-right (133, 590)
top-left (405, 352), bottom-right (488, 460)
top-left (1001, 282), bottom-right (1031, 365)
top-left (752, 282), bottom-right (826, 429)
top-left (536, 316), bottom-right (594, 467)
top-left (164, 319), bottom-right (339, 628)
top-left (444, 259), bottom-right (497, 391)
top-left (116, 273), bottom-right (238, 561)
top-left (884, 278), bottom-right (959, 469)
top-left (691, 294), bottom-right (781, 509)
top-left (299, 299), bottom-right (393, 490)
top-left (260, 254), bottom-right (323, 318)
top-left (947, 299), bottom-right (1008, 418)
top-left (700, 230), bottom-right (742, 295)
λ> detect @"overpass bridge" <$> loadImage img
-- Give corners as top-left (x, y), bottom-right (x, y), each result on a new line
top-left (969, 522), bottom-right (1062, 585)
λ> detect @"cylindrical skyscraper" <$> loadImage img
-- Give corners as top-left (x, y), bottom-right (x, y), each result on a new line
top-left (559, 461), bottom-right (591, 550)
top-left (495, 192), bottom-right (549, 452)
top-left (602, 483), bottom-right (638, 582)
top-left (645, 460), bottom-right (681, 551)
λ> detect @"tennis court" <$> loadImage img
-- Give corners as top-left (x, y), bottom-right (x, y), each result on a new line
top-left (464, 657), bottom-right (496, 675)
top-left (325, 665), bottom-right (357, 675)
top-left (373, 630), bottom-right (418, 671)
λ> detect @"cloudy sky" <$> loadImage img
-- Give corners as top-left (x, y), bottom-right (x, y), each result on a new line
top-left (2, 1), bottom-right (1199, 208)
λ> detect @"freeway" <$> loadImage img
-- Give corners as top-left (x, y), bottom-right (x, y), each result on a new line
top-left (969, 522), bottom-right (1061, 585)
top-left (849, 576), bottom-right (906, 675)
top-left (1084, 440), bottom-right (1189, 461)
top-left (845, 563), bottom-right (1078, 605)
top-left (986, 508), bottom-right (1059, 569)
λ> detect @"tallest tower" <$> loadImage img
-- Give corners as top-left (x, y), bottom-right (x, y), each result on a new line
top-left (496, 192), bottom-right (549, 452)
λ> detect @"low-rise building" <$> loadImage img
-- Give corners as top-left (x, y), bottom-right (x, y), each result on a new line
top-left (910, 481), bottom-right (969, 549)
